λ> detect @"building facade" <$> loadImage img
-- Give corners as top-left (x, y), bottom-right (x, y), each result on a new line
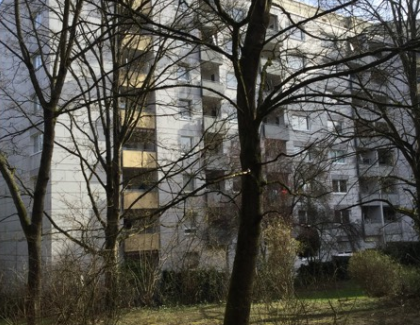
top-left (0, 0), bottom-right (417, 278)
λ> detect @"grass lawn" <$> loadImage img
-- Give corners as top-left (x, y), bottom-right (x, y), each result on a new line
top-left (120, 282), bottom-right (420, 325)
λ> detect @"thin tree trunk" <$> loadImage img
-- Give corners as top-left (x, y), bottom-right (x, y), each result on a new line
top-left (26, 232), bottom-right (42, 325)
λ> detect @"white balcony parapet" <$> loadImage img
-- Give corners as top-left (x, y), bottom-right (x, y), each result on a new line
top-left (124, 191), bottom-right (158, 209)
top-left (122, 150), bottom-right (157, 168)
top-left (124, 233), bottom-right (160, 252)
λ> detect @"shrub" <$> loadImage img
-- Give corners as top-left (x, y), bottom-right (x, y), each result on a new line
top-left (349, 250), bottom-right (401, 297)
top-left (159, 269), bottom-right (227, 305)
top-left (400, 267), bottom-right (420, 297)
top-left (383, 242), bottom-right (420, 266)
top-left (254, 221), bottom-right (300, 301)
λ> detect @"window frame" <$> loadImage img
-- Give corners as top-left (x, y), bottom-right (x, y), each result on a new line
top-left (179, 99), bottom-right (192, 119)
top-left (291, 115), bottom-right (309, 131)
top-left (32, 133), bottom-right (43, 154)
top-left (226, 72), bottom-right (237, 89)
top-left (32, 53), bottom-right (42, 70)
top-left (334, 209), bottom-right (350, 224)
top-left (327, 120), bottom-right (343, 135)
top-left (329, 150), bottom-right (346, 164)
top-left (180, 135), bottom-right (193, 153)
top-left (287, 55), bottom-right (305, 70)
top-left (184, 210), bottom-right (198, 236)
top-left (332, 179), bottom-right (347, 193)
top-left (183, 173), bottom-right (195, 192)
top-left (177, 65), bottom-right (190, 82)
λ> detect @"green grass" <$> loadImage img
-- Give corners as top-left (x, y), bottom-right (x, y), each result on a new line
top-left (295, 281), bottom-right (365, 300)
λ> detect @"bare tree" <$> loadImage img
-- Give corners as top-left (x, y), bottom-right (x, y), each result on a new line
top-left (0, 1), bottom-right (89, 324)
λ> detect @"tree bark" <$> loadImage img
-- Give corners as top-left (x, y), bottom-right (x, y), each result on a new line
top-left (223, 0), bottom-right (271, 324)
top-left (26, 232), bottom-right (43, 325)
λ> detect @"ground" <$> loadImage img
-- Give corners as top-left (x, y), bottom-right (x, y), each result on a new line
top-left (119, 283), bottom-right (420, 325)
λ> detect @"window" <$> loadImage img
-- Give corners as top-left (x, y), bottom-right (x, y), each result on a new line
top-left (34, 11), bottom-right (43, 28)
top-left (226, 72), bottom-right (237, 89)
top-left (334, 209), bottom-right (350, 223)
top-left (327, 120), bottom-right (343, 134)
top-left (184, 210), bottom-right (197, 236)
top-left (291, 115), bottom-right (309, 131)
top-left (229, 8), bottom-right (245, 22)
top-left (329, 150), bottom-right (346, 163)
top-left (124, 129), bottom-right (155, 151)
top-left (332, 179), bottom-right (347, 193)
top-left (383, 206), bottom-right (397, 223)
top-left (183, 174), bottom-right (195, 192)
top-left (32, 133), bottom-right (43, 153)
top-left (206, 170), bottom-right (224, 191)
top-left (225, 39), bottom-right (233, 54)
top-left (177, 65), bottom-right (190, 82)
top-left (179, 99), bottom-right (192, 119)
top-left (287, 56), bottom-right (305, 70)
top-left (232, 177), bottom-right (241, 192)
top-left (287, 20), bottom-right (305, 41)
top-left (32, 54), bottom-right (42, 69)
top-left (362, 206), bottom-right (381, 224)
top-left (180, 136), bottom-right (193, 153)
top-left (268, 14), bottom-right (278, 31)
top-left (377, 149), bottom-right (393, 166)
top-left (381, 178), bottom-right (397, 194)
top-left (33, 96), bottom-right (41, 114)
top-left (298, 210), bottom-right (307, 224)
top-left (177, 0), bottom-right (188, 12)
top-left (123, 169), bottom-right (157, 190)
top-left (264, 114), bottom-right (281, 125)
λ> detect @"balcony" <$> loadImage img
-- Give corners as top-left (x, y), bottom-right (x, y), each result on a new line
top-left (263, 123), bottom-right (290, 141)
top-left (120, 110), bottom-right (155, 129)
top-left (384, 222), bottom-right (402, 235)
top-left (358, 163), bottom-right (394, 177)
top-left (363, 223), bottom-right (382, 236)
top-left (124, 233), bottom-right (160, 252)
top-left (261, 57), bottom-right (283, 76)
top-left (263, 31), bottom-right (282, 54)
top-left (122, 150), bottom-right (157, 168)
top-left (122, 34), bottom-right (152, 52)
top-left (119, 70), bottom-right (148, 88)
top-left (201, 48), bottom-right (223, 65)
top-left (201, 79), bottom-right (225, 98)
top-left (130, 0), bottom-right (152, 15)
top-left (124, 191), bottom-right (158, 209)
top-left (203, 116), bottom-right (227, 133)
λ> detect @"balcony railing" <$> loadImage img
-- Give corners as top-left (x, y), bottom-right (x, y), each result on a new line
top-left (201, 48), bottom-right (223, 65)
top-left (203, 116), bottom-right (227, 133)
top-left (122, 150), bottom-right (157, 168)
top-left (120, 110), bottom-right (155, 129)
top-left (122, 34), bottom-right (152, 52)
top-left (263, 123), bottom-right (290, 141)
top-left (119, 71), bottom-right (148, 88)
top-left (124, 191), bottom-right (158, 209)
top-left (124, 233), bottom-right (160, 252)
top-left (201, 79), bottom-right (225, 98)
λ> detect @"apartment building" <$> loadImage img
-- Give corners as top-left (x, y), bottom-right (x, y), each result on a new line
top-left (0, 0), bottom-right (417, 277)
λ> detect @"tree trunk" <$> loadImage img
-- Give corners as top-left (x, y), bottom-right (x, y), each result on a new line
top-left (223, 0), bottom-right (270, 324)
top-left (26, 230), bottom-right (42, 325)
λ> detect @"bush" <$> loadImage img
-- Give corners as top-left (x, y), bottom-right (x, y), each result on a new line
top-left (160, 269), bottom-right (227, 305)
top-left (349, 250), bottom-right (402, 297)
top-left (254, 221), bottom-right (300, 301)
top-left (383, 242), bottom-right (420, 266)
